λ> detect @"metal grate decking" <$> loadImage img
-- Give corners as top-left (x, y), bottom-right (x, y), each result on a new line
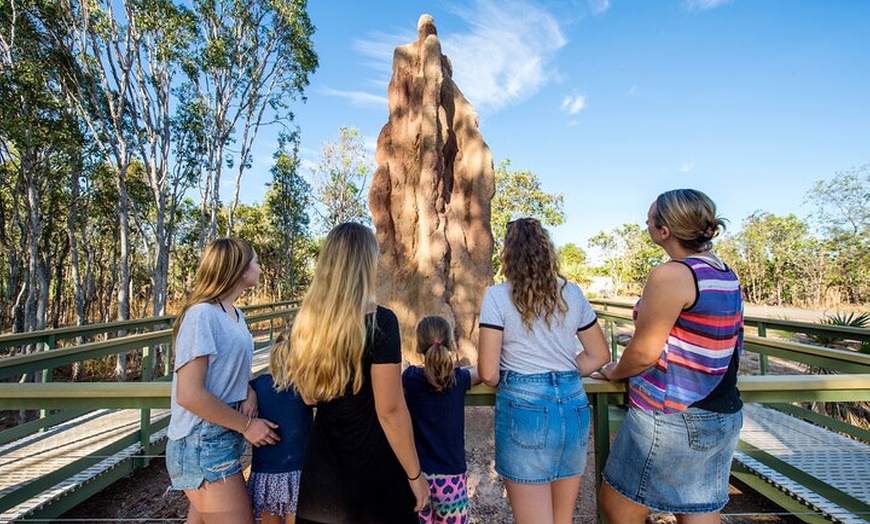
top-left (0, 408), bottom-right (169, 523)
top-left (0, 347), bottom-right (271, 523)
top-left (737, 403), bottom-right (870, 523)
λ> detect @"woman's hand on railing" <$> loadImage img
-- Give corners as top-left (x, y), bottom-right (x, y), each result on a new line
top-left (593, 361), bottom-right (620, 381)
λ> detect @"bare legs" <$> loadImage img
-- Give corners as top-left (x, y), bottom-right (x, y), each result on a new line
top-left (259, 511), bottom-right (296, 524)
top-left (504, 476), bottom-right (582, 524)
top-left (183, 472), bottom-right (255, 524)
top-left (599, 481), bottom-right (720, 524)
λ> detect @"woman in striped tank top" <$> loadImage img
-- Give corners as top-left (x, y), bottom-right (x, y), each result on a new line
top-left (596, 189), bottom-right (744, 523)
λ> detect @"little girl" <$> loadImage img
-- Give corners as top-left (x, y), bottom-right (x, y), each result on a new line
top-left (402, 316), bottom-right (481, 524)
top-left (248, 330), bottom-right (313, 524)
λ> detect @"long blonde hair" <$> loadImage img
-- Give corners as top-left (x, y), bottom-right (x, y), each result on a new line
top-left (172, 238), bottom-right (254, 342)
top-left (416, 316), bottom-right (457, 392)
top-left (501, 218), bottom-right (567, 329)
top-left (275, 223), bottom-right (379, 401)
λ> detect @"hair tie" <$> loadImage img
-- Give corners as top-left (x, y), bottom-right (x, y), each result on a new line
top-left (432, 340), bottom-right (441, 347)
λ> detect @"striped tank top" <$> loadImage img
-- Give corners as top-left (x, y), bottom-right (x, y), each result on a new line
top-left (628, 257), bottom-right (744, 413)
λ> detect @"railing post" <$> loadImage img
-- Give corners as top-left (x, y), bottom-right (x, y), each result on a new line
top-left (757, 323), bottom-right (769, 375)
top-left (142, 345), bottom-right (153, 382)
top-left (39, 334), bottom-right (56, 423)
top-left (608, 320), bottom-right (619, 361)
top-left (138, 408), bottom-right (152, 468)
top-left (593, 391), bottom-right (611, 524)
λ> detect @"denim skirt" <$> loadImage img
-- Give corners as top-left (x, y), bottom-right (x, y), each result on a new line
top-left (602, 406), bottom-right (743, 514)
top-left (494, 370), bottom-right (591, 484)
top-left (165, 418), bottom-right (246, 490)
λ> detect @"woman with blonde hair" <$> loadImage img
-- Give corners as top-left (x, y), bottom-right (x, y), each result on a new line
top-left (478, 218), bottom-right (611, 524)
top-left (166, 238), bottom-right (279, 524)
top-left (597, 189), bottom-right (744, 524)
top-left (275, 222), bottom-right (427, 524)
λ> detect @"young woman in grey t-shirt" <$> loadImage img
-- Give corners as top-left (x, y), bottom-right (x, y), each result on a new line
top-left (478, 218), bottom-right (611, 524)
top-left (165, 238), bottom-right (279, 524)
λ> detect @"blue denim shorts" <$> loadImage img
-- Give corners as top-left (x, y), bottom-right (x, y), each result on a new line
top-left (165, 418), bottom-right (246, 490)
top-left (494, 370), bottom-right (591, 484)
top-left (602, 406), bottom-right (743, 513)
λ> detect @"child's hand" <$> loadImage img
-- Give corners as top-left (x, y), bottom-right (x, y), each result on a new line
top-left (243, 418), bottom-right (280, 447)
top-left (409, 475), bottom-right (430, 512)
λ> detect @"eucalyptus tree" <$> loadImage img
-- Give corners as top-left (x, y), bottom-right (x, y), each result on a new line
top-left (490, 158), bottom-right (565, 274)
top-left (805, 166), bottom-right (870, 303)
top-left (312, 126), bottom-right (372, 232)
top-left (589, 223), bottom-right (665, 295)
top-left (265, 131), bottom-right (312, 299)
top-left (0, 0), bottom-right (84, 345)
top-left (189, 0), bottom-right (317, 239)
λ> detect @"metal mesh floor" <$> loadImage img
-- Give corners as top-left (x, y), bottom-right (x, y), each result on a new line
top-left (0, 408), bottom-right (169, 523)
top-left (737, 402), bottom-right (870, 523)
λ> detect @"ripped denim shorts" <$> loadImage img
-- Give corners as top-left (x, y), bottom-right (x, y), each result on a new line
top-left (165, 418), bottom-right (246, 490)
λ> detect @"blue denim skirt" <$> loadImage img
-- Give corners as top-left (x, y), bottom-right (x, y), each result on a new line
top-left (165, 418), bottom-right (247, 490)
top-left (602, 406), bottom-right (743, 513)
top-left (494, 370), bottom-right (591, 484)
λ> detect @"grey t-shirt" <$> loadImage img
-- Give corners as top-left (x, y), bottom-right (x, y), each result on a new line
top-left (167, 302), bottom-right (253, 440)
top-left (479, 280), bottom-right (598, 374)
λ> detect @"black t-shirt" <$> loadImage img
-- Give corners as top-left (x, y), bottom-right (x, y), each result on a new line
top-left (403, 366), bottom-right (472, 475)
top-left (690, 348), bottom-right (743, 413)
top-left (296, 306), bottom-right (416, 524)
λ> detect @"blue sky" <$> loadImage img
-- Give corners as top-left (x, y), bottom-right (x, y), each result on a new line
top-left (241, 0), bottom-right (870, 254)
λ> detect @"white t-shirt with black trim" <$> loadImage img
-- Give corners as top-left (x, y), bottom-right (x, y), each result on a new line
top-left (479, 280), bottom-right (598, 374)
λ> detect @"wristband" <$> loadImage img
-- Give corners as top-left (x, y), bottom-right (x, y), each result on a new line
top-left (241, 415), bottom-right (253, 434)
top-left (408, 469), bottom-right (422, 481)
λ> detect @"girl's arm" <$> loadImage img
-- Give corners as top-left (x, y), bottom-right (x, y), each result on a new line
top-left (464, 366), bottom-right (482, 386)
top-left (371, 362), bottom-right (429, 512)
top-left (600, 262), bottom-right (695, 381)
top-left (176, 356), bottom-right (278, 446)
top-left (477, 327), bottom-right (503, 386)
top-left (574, 321), bottom-right (611, 376)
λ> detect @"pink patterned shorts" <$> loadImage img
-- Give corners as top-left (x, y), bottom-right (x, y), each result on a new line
top-left (418, 472), bottom-right (468, 524)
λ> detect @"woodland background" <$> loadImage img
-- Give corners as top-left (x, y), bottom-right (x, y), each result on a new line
top-left (2, 1), bottom-right (868, 364)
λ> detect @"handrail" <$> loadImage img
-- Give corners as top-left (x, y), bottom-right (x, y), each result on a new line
top-left (0, 300), bottom-right (299, 352)
top-left (5, 374), bottom-right (868, 410)
top-left (0, 307), bottom-right (298, 380)
top-left (590, 299), bottom-right (870, 342)
top-left (594, 310), bottom-right (870, 373)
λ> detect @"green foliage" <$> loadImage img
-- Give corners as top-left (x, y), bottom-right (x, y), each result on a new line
top-left (490, 159), bottom-right (565, 276)
top-left (588, 223), bottom-right (666, 295)
top-left (491, 159), bottom-right (565, 244)
top-left (804, 166), bottom-right (870, 304)
top-left (806, 311), bottom-right (870, 354)
top-left (558, 243), bottom-right (589, 284)
top-left (266, 132), bottom-right (313, 298)
top-left (313, 127), bottom-right (372, 231)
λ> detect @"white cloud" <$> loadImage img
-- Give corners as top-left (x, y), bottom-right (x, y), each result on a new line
top-left (561, 93), bottom-right (586, 115)
top-left (319, 87), bottom-right (388, 108)
top-left (679, 161), bottom-right (696, 173)
top-left (353, 0), bottom-right (567, 115)
top-left (685, 0), bottom-right (735, 11)
top-left (588, 0), bottom-right (611, 15)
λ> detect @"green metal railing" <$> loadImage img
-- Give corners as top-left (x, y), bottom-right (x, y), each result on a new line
top-left (0, 303), bottom-right (297, 522)
top-left (590, 298), bottom-right (870, 375)
top-left (1, 301), bottom-right (870, 522)
top-left (0, 301), bottom-right (296, 354)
